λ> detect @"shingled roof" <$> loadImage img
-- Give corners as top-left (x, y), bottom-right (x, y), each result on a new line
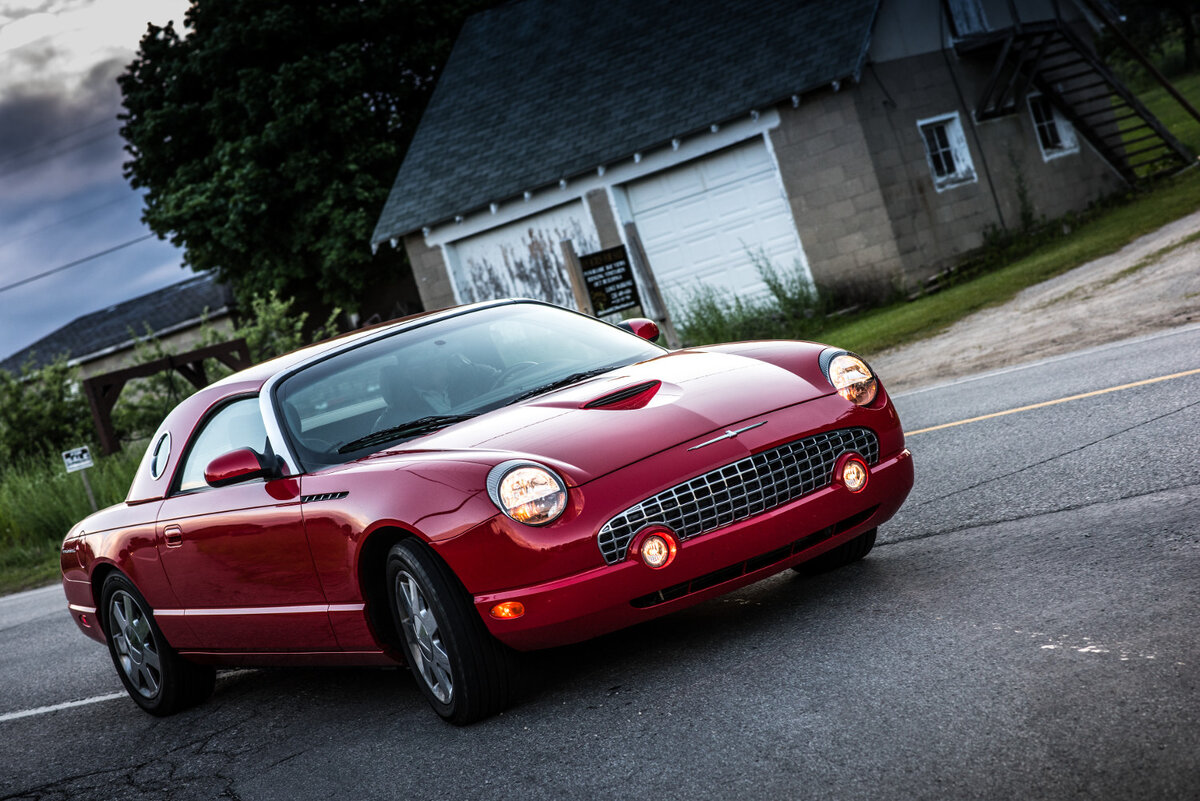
top-left (373, 0), bottom-right (880, 243)
top-left (1, 273), bottom-right (234, 374)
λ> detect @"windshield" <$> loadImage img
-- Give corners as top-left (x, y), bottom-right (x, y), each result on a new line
top-left (275, 303), bottom-right (664, 468)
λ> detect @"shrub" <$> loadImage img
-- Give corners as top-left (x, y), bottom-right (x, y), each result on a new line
top-left (0, 355), bottom-right (93, 463)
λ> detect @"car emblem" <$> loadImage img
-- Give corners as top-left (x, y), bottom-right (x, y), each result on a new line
top-left (688, 421), bottom-right (767, 451)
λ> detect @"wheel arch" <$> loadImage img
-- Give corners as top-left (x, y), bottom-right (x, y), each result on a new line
top-left (357, 525), bottom-right (420, 656)
top-left (90, 562), bottom-right (121, 636)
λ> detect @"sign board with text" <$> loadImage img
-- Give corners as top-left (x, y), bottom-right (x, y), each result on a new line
top-left (62, 446), bottom-right (94, 473)
top-left (579, 245), bottom-right (641, 317)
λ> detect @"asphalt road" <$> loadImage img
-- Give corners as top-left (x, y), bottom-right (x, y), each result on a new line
top-left (2, 323), bottom-right (1198, 801)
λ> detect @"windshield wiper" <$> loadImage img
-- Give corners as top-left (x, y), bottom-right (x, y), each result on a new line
top-left (337, 414), bottom-right (478, 454)
top-left (509, 367), bottom-right (616, 403)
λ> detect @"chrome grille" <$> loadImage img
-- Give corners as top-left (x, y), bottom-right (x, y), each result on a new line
top-left (597, 427), bottom-right (878, 565)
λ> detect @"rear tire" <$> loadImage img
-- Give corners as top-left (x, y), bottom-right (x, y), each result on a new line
top-left (386, 539), bottom-right (518, 724)
top-left (793, 527), bottom-right (877, 576)
top-left (100, 573), bottom-right (215, 716)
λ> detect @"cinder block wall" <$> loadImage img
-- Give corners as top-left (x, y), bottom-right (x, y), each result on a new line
top-left (852, 49), bottom-right (1124, 283)
top-left (403, 233), bottom-right (456, 311)
top-left (771, 50), bottom-right (1124, 298)
top-left (768, 89), bottom-right (907, 303)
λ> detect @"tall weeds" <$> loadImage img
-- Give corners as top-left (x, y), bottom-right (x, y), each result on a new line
top-left (675, 252), bottom-right (847, 345)
top-left (0, 446), bottom-right (143, 592)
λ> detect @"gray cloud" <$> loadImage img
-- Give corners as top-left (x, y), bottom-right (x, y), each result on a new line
top-left (0, 0), bottom-right (194, 363)
top-left (0, 54), bottom-right (185, 362)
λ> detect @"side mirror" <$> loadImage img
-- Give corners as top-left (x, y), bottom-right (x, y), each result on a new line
top-left (617, 318), bottom-right (660, 342)
top-left (204, 447), bottom-right (280, 488)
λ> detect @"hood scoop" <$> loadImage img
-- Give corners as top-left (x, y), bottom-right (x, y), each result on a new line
top-left (582, 380), bottom-right (662, 410)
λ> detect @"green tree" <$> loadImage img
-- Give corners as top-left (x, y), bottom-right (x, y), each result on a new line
top-left (1105, 1), bottom-right (1199, 74)
top-left (0, 356), bottom-right (93, 462)
top-left (234, 289), bottom-right (341, 364)
top-left (118, 0), bottom-right (491, 323)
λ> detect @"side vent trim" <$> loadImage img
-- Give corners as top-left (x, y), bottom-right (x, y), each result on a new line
top-left (301, 492), bottom-right (349, 503)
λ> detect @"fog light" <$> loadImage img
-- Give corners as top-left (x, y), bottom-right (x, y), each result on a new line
top-left (638, 532), bottom-right (677, 569)
top-left (489, 601), bottom-right (525, 620)
top-left (840, 455), bottom-right (869, 492)
top-left (641, 535), bottom-right (674, 568)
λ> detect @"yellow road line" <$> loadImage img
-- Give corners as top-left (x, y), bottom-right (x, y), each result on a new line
top-left (905, 366), bottom-right (1200, 437)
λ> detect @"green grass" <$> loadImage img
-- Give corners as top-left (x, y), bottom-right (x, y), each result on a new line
top-left (0, 446), bottom-right (143, 595)
top-left (1137, 72), bottom-right (1200, 156)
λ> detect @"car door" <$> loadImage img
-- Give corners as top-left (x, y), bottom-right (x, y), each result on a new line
top-left (155, 395), bottom-right (337, 651)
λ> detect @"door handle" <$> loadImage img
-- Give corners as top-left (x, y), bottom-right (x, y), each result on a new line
top-left (164, 525), bottom-right (183, 548)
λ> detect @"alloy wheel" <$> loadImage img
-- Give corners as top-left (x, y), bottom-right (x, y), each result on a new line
top-left (108, 589), bottom-right (162, 698)
top-left (394, 570), bottom-right (454, 704)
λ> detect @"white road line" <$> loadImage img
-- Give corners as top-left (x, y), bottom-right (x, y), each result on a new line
top-left (0, 669), bottom-right (258, 723)
top-left (0, 692), bottom-right (126, 723)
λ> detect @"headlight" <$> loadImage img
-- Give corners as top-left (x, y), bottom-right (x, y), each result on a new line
top-left (486, 460), bottom-right (568, 525)
top-left (824, 351), bottom-right (878, 406)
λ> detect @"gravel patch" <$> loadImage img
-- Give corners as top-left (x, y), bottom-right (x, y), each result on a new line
top-left (871, 209), bottom-right (1200, 393)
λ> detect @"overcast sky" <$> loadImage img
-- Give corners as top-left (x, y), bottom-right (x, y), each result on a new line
top-left (0, 0), bottom-right (192, 364)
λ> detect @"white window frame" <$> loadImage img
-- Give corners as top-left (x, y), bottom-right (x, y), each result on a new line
top-left (917, 112), bottom-right (977, 192)
top-left (1027, 93), bottom-right (1079, 161)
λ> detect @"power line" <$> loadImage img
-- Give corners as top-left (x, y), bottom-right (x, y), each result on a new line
top-left (0, 129), bottom-right (119, 179)
top-left (0, 233), bottom-right (157, 294)
top-left (0, 117), bottom-right (115, 169)
top-left (0, 193), bottom-right (139, 251)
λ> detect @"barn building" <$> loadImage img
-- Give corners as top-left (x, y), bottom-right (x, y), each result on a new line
top-left (371, 0), bottom-right (1191, 324)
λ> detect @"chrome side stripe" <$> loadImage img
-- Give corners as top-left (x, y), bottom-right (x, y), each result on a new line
top-left (154, 603), bottom-right (365, 617)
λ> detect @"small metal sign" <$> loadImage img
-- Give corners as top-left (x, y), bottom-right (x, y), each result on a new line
top-left (579, 245), bottom-right (642, 317)
top-left (62, 446), bottom-right (94, 473)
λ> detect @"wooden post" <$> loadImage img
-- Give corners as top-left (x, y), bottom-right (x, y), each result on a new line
top-left (79, 470), bottom-right (97, 513)
top-left (622, 221), bottom-right (681, 348)
top-left (560, 239), bottom-right (595, 316)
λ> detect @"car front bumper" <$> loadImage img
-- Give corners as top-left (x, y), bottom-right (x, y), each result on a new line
top-left (473, 446), bottom-right (913, 651)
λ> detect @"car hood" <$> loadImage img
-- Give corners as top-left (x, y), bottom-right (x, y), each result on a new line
top-left (377, 346), bottom-right (836, 483)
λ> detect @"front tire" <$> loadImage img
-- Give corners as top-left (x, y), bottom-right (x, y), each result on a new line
top-left (793, 527), bottom-right (877, 576)
top-left (100, 573), bottom-right (215, 716)
top-left (386, 539), bottom-right (517, 724)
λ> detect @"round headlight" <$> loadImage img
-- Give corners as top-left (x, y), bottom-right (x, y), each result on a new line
top-left (486, 461), bottom-right (568, 526)
top-left (827, 353), bottom-right (878, 406)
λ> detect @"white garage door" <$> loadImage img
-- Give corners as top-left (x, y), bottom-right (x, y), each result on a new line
top-left (626, 137), bottom-right (809, 311)
top-left (448, 201), bottom-right (599, 308)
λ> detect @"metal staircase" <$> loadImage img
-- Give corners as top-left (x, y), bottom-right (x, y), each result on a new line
top-left (955, 19), bottom-right (1194, 183)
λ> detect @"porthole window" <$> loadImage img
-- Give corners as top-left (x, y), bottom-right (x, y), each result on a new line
top-left (149, 431), bottom-right (172, 480)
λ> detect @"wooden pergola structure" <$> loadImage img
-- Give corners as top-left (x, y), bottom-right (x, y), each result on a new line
top-left (82, 339), bottom-right (253, 455)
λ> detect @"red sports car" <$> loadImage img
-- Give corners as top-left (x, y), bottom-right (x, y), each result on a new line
top-left (61, 299), bottom-right (913, 723)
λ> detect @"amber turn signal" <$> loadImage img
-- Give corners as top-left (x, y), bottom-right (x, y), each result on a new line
top-left (490, 601), bottom-right (526, 620)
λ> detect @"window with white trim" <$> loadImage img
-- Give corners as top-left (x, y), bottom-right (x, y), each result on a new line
top-left (917, 112), bottom-right (977, 191)
top-left (1027, 94), bottom-right (1079, 160)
